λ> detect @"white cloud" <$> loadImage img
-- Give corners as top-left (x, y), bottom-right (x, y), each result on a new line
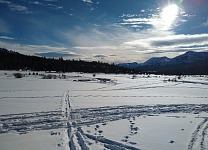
top-left (61, 23), bottom-right (208, 63)
top-left (119, 5), bottom-right (188, 31)
top-left (0, 42), bottom-right (78, 57)
top-left (61, 26), bottom-right (174, 62)
top-left (29, 1), bottom-right (63, 10)
top-left (150, 34), bottom-right (208, 47)
top-left (0, 36), bottom-right (15, 40)
top-left (202, 19), bottom-right (208, 27)
top-left (27, 45), bottom-right (68, 52)
top-left (30, 1), bottom-right (43, 5)
top-left (82, 0), bottom-right (93, 4)
top-left (0, 0), bottom-right (30, 13)
top-left (120, 14), bottom-right (138, 18)
top-left (123, 33), bottom-right (208, 56)
top-left (93, 54), bottom-right (108, 58)
top-left (121, 18), bottom-right (152, 25)
top-left (46, 3), bottom-right (63, 9)
top-left (121, 16), bottom-right (179, 31)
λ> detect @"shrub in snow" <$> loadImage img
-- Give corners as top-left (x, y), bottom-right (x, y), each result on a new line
top-left (132, 75), bottom-right (136, 79)
top-left (13, 73), bottom-right (23, 78)
top-left (98, 130), bottom-right (103, 134)
top-left (169, 140), bottom-right (175, 144)
top-left (41, 74), bottom-right (58, 79)
top-left (62, 74), bottom-right (66, 79)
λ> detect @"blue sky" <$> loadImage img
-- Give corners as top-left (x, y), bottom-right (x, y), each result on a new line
top-left (0, 0), bottom-right (208, 63)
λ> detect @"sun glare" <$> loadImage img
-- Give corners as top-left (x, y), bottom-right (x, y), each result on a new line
top-left (160, 4), bottom-right (179, 30)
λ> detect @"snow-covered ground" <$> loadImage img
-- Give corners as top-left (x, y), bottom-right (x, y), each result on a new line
top-left (0, 71), bottom-right (207, 150)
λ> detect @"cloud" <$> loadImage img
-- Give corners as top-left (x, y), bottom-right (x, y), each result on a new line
top-left (63, 24), bottom-right (157, 47)
top-left (93, 54), bottom-right (108, 58)
top-left (0, 0), bottom-right (30, 13)
top-left (29, 1), bottom-right (63, 10)
top-left (26, 45), bottom-right (68, 52)
top-left (62, 25), bottom-right (173, 62)
top-left (35, 52), bottom-right (78, 58)
top-left (64, 23), bottom-right (208, 62)
top-left (82, 0), bottom-right (93, 4)
top-left (119, 5), bottom-right (189, 31)
top-left (150, 34), bottom-right (208, 47)
top-left (0, 36), bottom-right (15, 40)
top-left (121, 18), bottom-right (153, 25)
top-left (123, 33), bottom-right (208, 56)
top-left (73, 45), bottom-right (132, 51)
top-left (47, 4), bottom-right (63, 9)
top-left (120, 16), bottom-right (177, 31)
top-left (30, 1), bottom-right (43, 5)
top-left (0, 41), bottom-right (78, 58)
top-left (120, 14), bottom-right (138, 18)
top-left (202, 19), bottom-right (208, 27)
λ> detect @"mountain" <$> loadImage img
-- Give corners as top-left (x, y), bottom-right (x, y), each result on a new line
top-left (169, 51), bottom-right (208, 65)
top-left (120, 51), bottom-right (208, 74)
top-left (119, 62), bottom-right (141, 69)
top-left (142, 57), bottom-right (171, 66)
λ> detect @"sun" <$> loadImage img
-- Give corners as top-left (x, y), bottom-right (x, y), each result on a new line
top-left (160, 4), bottom-right (179, 30)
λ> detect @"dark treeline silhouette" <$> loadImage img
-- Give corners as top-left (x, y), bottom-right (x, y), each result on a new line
top-left (0, 48), bottom-right (139, 74)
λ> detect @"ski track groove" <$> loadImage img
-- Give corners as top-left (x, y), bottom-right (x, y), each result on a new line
top-left (62, 91), bottom-right (74, 150)
top-left (0, 96), bottom-right (62, 100)
top-left (187, 118), bottom-right (208, 150)
top-left (201, 123), bottom-right (208, 150)
top-left (79, 127), bottom-right (140, 150)
top-left (70, 95), bottom-right (208, 99)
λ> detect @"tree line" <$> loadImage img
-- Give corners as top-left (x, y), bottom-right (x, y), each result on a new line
top-left (0, 48), bottom-right (139, 74)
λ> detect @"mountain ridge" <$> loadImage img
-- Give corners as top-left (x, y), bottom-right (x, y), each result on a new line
top-left (142, 56), bottom-right (171, 66)
top-left (119, 51), bottom-right (208, 74)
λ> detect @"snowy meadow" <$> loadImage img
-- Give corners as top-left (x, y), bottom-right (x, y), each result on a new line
top-left (0, 71), bottom-right (208, 150)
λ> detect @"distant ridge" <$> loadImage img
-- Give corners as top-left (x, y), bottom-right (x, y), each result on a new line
top-left (120, 51), bottom-right (208, 74)
top-left (119, 62), bottom-right (141, 69)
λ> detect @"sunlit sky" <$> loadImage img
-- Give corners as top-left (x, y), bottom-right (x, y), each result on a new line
top-left (0, 0), bottom-right (208, 63)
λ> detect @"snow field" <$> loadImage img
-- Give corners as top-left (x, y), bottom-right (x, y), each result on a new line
top-left (0, 71), bottom-right (208, 150)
